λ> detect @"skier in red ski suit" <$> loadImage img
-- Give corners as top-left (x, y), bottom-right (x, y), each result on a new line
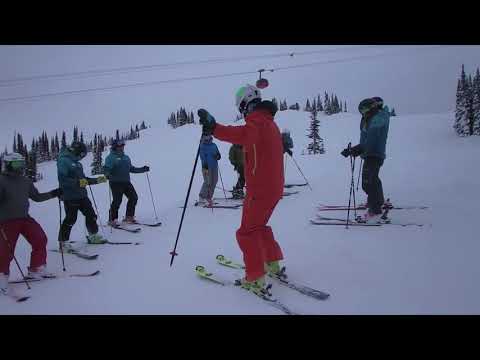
top-left (198, 84), bottom-right (285, 293)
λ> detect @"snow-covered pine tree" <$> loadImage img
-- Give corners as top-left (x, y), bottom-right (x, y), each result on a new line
top-left (472, 68), bottom-right (480, 135)
top-left (324, 92), bottom-right (331, 115)
top-left (307, 109), bottom-right (325, 155)
top-left (454, 65), bottom-right (470, 136)
top-left (305, 99), bottom-right (311, 112)
top-left (312, 98), bottom-right (316, 112)
top-left (391, 108), bottom-right (397, 116)
top-left (73, 126), bottom-right (78, 143)
top-left (344, 101), bottom-right (347, 112)
top-left (61, 131), bottom-right (67, 150)
top-left (91, 141), bottom-right (103, 175)
top-left (13, 133), bottom-right (17, 153)
top-left (26, 150), bottom-right (38, 182)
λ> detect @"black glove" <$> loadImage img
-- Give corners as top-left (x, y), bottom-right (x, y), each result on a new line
top-left (50, 188), bottom-right (63, 198)
top-left (341, 148), bottom-right (351, 158)
top-left (350, 144), bottom-right (363, 157)
top-left (198, 109), bottom-right (217, 135)
top-left (142, 166), bottom-right (150, 172)
top-left (215, 153), bottom-right (221, 161)
top-left (286, 149), bottom-right (293, 157)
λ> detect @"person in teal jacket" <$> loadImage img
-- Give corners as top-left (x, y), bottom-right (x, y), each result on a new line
top-left (57, 141), bottom-right (108, 248)
top-left (341, 97), bottom-right (390, 223)
top-left (198, 135), bottom-right (221, 206)
top-left (104, 139), bottom-right (149, 225)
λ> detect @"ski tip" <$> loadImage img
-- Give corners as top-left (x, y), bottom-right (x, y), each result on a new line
top-left (16, 296), bottom-right (30, 302)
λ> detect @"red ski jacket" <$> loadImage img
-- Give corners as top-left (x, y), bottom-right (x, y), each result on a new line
top-left (214, 104), bottom-right (284, 199)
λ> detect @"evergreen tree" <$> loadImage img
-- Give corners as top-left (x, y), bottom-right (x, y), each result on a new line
top-left (344, 101), bottom-right (347, 112)
top-left (54, 133), bottom-right (60, 158)
top-left (305, 99), bottom-right (311, 111)
top-left (91, 141), bottom-right (103, 175)
top-left (26, 150), bottom-right (38, 182)
top-left (13, 133), bottom-right (17, 153)
top-left (391, 108), bottom-right (397, 116)
top-left (61, 131), bottom-right (67, 150)
top-left (190, 111), bottom-right (195, 124)
top-left (307, 110), bottom-right (325, 155)
top-left (472, 68), bottom-right (480, 135)
top-left (141, 121), bottom-right (146, 130)
top-left (73, 126), bottom-right (78, 142)
top-left (312, 98), bottom-right (316, 112)
top-left (323, 92), bottom-right (332, 115)
top-left (135, 124), bottom-right (139, 132)
top-left (116, 129), bottom-right (120, 140)
top-left (454, 64), bottom-right (471, 136)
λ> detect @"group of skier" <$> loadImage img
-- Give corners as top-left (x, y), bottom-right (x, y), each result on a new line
top-left (1, 80), bottom-right (390, 300)
top-left (1, 138), bottom-right (150, 295)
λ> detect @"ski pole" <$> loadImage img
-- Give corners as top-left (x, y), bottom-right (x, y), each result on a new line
top-left (356, 158), bottom-right (363, 191)
top-left (146, 172), bottom-right (159, 221)
top-left (351, 155), bottom-right (357, 219)
top-left (58, 199), bottom-right (66, 271)
top-left (88, 184), bottom-right (106, 238)
top-left (290, 154), bottom-right (313, 191)
top-left (108, 185), bottom-right (113, 233)
top-left (284, 153), bottom-right (287, 178)
top-left (217, 166), bottom-right (227, 201)
top-left (0, 228), bottom-right (31, 289)
top-left (170, 136), bottom-right (202, 267)
top-left (346, 143), bottom-right (353, 229)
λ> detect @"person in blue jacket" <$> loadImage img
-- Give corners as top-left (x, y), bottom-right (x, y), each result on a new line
top-left (104, 139), bottom-right (150, 226)
top-left (57, 141), bottom-right (108, 248)
top-left (341, 97), bottom-right (390, 223)
top-left (198, 135), bottom-right (221, 206)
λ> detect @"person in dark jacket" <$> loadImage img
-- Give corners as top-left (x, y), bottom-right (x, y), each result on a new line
top-left (198, 135), bottom-right (221, 206)
top-left (228, 144), bottom-right (245, 199)
top-left (57, 141), bottom-right (108, 248)
top-left (341, 97), bottom-right (390, 223)
top-left (0, 153), bottom-right (61, 294)
top-left (103, 139), bottom-right (150, 226)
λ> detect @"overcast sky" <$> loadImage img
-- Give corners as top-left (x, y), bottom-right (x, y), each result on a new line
top-left (1, 45), bottom-right (479, 150)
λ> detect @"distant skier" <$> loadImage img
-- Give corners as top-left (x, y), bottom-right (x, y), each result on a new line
top-left (341, 97), bottom-right (390, 223)
top-left (198, 134), bottom-right (221, 206)
top-left (57, 141), bottom-right (108, 249)
top-left (104, 139), bottom-right (150, 226)
top-left (0, 153), bottom-right (62, 295)
top-left (281, 129), bottom-right (294, 157)
top-left (198, 84), bottom-right (285, 297)
top-left (228, 144), bottom-right (245, 199)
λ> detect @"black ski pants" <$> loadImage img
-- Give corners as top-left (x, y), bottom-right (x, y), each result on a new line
top-left (234, 165), bottom-right (245, 190)
top-left (109, 181), bottom-right (138, 221)
top-left (361, 157), bottom-right (385, 214)
top-left (59, 198), bottom-right (98, 242)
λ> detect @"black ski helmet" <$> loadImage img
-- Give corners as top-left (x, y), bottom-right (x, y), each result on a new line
top-left (358, 97), bottom-right (383, 115)
top-left (111, 139), bottom-right (126, 150)
top-left (69, 141), bottom-right (87, 159)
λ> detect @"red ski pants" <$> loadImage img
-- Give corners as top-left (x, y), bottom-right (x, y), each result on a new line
top-left (0, 218), bottom-right (48, 275)
top-left (236, 194), bottom-right (284, 281)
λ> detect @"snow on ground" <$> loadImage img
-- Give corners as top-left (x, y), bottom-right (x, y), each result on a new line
top-left (1, 108), bottom-right (479, 314)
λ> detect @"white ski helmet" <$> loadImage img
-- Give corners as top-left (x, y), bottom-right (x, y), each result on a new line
top-left (235, 84), bottom-right (261, 115)
top-left (1, 152), bottom-right (25, 173)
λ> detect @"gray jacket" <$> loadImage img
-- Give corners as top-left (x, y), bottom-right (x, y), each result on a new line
top-left (0, 173), bottom-right (55, 223)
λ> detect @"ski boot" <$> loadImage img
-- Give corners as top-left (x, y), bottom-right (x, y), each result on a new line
top-left (235, 276), bottom-right (272, 298)
top-left (108, 219), bottom-right (120, 227)
top-left (232, 188), bottom-right (245, 200)
top-left (122, 216), bottom-right (138, 224)
top-left (59, 241), bottom-right (76, 253)
top-left (356, 210), bottom-right (382, 224)
top-left (195, 197), bottom-right (208, 206)
top-left (265, 261), bottom-right (288, 281)
top-left (27, 265), bottom-right (56, 280)
top-left (86, 233), bottom-right (108, 244)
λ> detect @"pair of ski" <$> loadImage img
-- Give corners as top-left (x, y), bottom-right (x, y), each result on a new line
top-left (196, 255), bottom-right (330, 315)
top-left (193, 201), bottom-right (242, 209)
top-left (109, 221), bottom-right (162, 233)
top-left (4, 270), bottom-right (100, 303)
